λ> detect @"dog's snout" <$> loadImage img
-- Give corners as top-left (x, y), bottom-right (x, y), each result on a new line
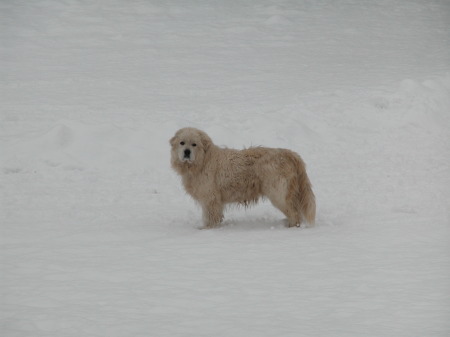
top-left (184, 149), bottom-right (191, 158)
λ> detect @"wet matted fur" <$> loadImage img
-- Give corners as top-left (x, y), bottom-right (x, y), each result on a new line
top-left (170, 127), bottom-right (316, 228)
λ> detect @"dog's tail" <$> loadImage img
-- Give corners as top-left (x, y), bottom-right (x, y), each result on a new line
top-left (297, 161), bottom-right (316, 226)
top-left (302, 183), bottom-right (316, 225)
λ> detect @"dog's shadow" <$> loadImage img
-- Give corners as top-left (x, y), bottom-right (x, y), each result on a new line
top-left (196, 212), bottom-right (329, 231)
top-left (213, 217), bottom-right (302, 231)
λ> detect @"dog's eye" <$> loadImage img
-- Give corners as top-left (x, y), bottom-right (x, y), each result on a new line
top-left (192, 143), bottom-right (197, 147)
top-left (180, 141), bottom-right (185, 145)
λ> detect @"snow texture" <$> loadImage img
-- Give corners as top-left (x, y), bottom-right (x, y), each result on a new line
top-left (1, 1), bottom-right (450, 336)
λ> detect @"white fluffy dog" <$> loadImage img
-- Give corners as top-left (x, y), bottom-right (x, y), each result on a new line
top-left (170, 127), bottom-right (316, 228)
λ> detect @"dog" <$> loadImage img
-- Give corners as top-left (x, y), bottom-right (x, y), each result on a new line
top-left (170, 127), bottom-right (315, 228)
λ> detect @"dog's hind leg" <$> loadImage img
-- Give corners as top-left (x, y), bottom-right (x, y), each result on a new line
top-left (201, 199), bottom-right (224, 228)
top-left (285, 200), bottom-right (303, 228)
top-left (263, 179), bottom-right (301, 227)
top-left (268, 195), bottom-right (301, 227)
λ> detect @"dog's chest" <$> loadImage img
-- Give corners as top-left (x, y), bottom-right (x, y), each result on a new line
top-left (182, 173), bottom-right (213, 201)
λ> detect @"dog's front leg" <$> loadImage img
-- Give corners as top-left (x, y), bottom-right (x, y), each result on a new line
top-left (201, 199), bottom-right (224, 229)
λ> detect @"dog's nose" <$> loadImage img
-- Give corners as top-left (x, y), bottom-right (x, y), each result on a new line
top-left (184, 149), bottom-right (191, 158)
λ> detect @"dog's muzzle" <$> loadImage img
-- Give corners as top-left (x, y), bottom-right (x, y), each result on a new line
top-left (178, 147), bottom-right (194, 163)
top-left (184, 149), bottom-right (191, 159)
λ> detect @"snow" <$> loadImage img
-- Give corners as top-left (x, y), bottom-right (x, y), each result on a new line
top-left (1, 0), bottom-right (450, 336)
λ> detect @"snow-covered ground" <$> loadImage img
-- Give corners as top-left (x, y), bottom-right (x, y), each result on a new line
top-left (1, 1), bottom-right (450, 336)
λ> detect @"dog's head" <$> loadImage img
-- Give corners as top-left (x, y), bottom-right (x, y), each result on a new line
top-left (170, 128), bottom-right (212, 173)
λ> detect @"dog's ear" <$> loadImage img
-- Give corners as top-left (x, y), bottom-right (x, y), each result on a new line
top-left (199, 130), bottom-right (212, 150)
top-left (170, 129), bottom-right (182, 147)
top-left (169, 135), bottom-right (177, 147)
